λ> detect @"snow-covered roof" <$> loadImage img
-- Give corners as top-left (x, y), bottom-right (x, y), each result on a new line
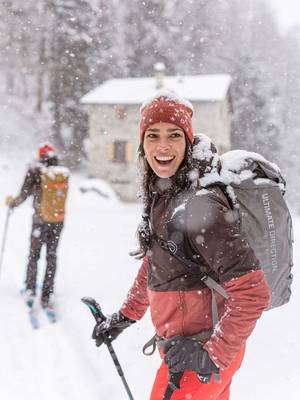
top-left (80, 74), bottom-right (231, 105)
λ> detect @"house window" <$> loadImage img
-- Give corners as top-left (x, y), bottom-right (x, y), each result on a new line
top-left (107, 141), bottom-right (133, 163)
top-left (115, 105), bottom-right (126, 119)
top-left (114, 140), bottom-right (126, 162)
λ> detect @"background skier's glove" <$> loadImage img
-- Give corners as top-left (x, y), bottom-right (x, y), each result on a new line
top-left (163, 337), bottom-right (219, 377)
top-left (5, 196), bottom-right (15, 208)
top-left (92, 311), bottom-right (136, 347)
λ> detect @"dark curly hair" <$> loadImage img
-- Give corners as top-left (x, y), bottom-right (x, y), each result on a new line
top-left (130, 135), bottom-right (220, 259)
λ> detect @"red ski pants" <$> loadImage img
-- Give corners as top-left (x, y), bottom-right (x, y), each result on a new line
top-left (150, 346), bottom-right (245, 400)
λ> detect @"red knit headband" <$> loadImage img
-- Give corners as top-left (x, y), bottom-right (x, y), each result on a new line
top-left (139, 94), bottom-right (194, 143)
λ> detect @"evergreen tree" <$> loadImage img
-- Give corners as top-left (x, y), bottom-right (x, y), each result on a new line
top-left (277, 28), bottom-right (300, 211)
top-left (88, 0), bottom-right (122, 83)
top-left (123, 0), bottom-right (171, 76)
top-left (0, 1), bottom-right (34, 96)
top-left (230, 54), bottom-right (283, 161)
top-left (1, 0), bottom-right (300, 196)
top-left (48, 0), bottom-right (94, 166)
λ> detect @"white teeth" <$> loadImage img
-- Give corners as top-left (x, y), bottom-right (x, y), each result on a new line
top-left (155, 156), bottom-right (174, 161)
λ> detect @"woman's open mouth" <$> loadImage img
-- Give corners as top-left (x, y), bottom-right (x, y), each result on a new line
top-left (154, 156), bottom-right (175, 165)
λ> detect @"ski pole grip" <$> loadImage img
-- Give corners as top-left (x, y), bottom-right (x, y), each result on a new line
top-left (81, 296), bottom-right (106, 323)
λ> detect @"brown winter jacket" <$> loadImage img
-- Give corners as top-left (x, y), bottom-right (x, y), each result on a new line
top-left (121, 183), bottom-right (270, 370)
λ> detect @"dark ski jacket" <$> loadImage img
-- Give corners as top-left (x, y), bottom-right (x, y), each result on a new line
top-left (11, 156), bottom-right (62, 224)
top-left (121, 172), bottom-right (270, 370)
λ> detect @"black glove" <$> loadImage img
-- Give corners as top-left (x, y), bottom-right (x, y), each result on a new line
top-left (164, 337), bottom-right (219, 377)
top-left (92, 311), bottom-right (135, 347)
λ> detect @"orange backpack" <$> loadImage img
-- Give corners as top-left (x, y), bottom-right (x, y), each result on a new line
top-left (39, 166), bottom-right (69, 223)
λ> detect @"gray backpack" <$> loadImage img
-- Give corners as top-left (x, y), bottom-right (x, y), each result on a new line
top-left (158, 149), bottom-right (293, 311)
top-left (147, 150), bottom-right (292, 368)
top-left (209, 150), bottom-right (293, 310)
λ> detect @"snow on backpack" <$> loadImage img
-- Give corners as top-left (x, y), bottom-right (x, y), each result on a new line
top-left (157, 146), bottom-right (293, 311)
top-left (148, 145), bottom-right (293, 363)
top-left (200, 150), bottom-right (293, 310)
top-left (39, 166), bottom-right (69, 223)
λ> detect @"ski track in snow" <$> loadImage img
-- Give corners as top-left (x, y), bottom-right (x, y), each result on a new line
top-left (0, 157), bottom-right (299, 399)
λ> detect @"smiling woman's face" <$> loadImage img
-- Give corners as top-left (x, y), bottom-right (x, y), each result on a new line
top-left (143, 122), bottom-right (186, 178)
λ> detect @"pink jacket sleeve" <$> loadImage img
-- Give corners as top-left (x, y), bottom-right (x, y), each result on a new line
top-left (203, 269), bottom-right (270, 369)
top-left (187, 190), bottom-right (270, 369)
top-left (120, 257), bottom-right (150, 321)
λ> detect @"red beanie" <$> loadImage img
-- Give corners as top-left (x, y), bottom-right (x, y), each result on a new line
top-left (140, 91), bottom-right (194, 143)
top-left (38, 143), bottom-right (56, 159)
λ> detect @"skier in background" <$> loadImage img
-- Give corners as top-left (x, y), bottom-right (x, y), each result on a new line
top-left (6, 143), bottom-right (69, 311)
top-left (90, 92), bottom-right (270, 400)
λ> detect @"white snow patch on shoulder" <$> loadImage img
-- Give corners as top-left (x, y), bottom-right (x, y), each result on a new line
top-left (196, 188), bottom-right (210, 196)
top-left (199, 171), bottom-right (221, 187)
top-left (193, 134), bottom-right (214, 161)
top-left (170, 200), bottom-right (188, 219)
top-left (220, 150), bottom-right (280, 174)
top-left (199, 149), bottom-right (281, 188)
top-left (192, 133), bottom-right (220, 170)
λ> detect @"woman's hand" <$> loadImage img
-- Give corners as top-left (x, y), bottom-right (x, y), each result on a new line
top-left (163, 337), bottom-right (219, 376)
top-left (92, 311), bottom-right (135, 347)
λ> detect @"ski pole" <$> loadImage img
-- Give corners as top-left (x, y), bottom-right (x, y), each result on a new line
top-left (163, 371), bottom-right (183, 400)
top-left (0, 207), bottom-right (12, 277)
top-left (81, 296), bottom-right (135, 400)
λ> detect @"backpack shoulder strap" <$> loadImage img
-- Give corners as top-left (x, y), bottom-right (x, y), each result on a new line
top-left (155, 235), bottom-right (227, 330)
top-left (154, 235), bottom-right (228, 300)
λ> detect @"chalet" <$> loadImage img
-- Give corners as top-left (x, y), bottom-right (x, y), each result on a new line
top-left (81, 73), bottom-right (232, 201)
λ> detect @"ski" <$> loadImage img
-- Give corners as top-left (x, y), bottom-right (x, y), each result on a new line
top-left (20, 288), bottom-right (40, 329)
top-left (43, 307), bottom-right (57, 323)
top-left (20, 289), bottom-right (58, 327)
top-left (28, 308), bottom-right (40, 329)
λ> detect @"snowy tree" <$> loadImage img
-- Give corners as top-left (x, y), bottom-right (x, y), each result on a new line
top-left (48, 0), bottom-right (94, 166)
top-left (1, 0), bottom-right (300, 196)
top-left (122, 0), bottom-right (171, 77)
top-left (276, 28), bottom-right (300, 211)
top-left (88, 1), bottom-right (122, 83)
top-left (0, 2), bottom-right (35, 96)
top-left (209, 0), bottom-right (284, 162)
top-left (230, 55), bottom-right (283, 161)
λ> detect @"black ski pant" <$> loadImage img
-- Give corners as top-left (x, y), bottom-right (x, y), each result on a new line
top-left (25, 221), bottom-right (63, 303)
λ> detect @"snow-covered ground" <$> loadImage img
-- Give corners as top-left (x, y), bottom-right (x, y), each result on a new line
top-left (0, 157), bottom-right (299, 399)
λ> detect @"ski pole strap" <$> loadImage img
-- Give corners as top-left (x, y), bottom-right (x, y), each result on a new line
top-left (143, 334), bottom-right (159, 355)
top-left (144, 329), bottom-right (214, 357)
